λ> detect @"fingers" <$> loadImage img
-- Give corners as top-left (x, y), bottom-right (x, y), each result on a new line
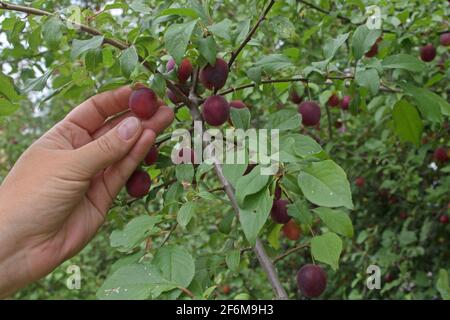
top-left (64, 86), bottom-right (133, 134)
top-left (87, 129), bottom-right (156, 214)
top-left (92, 105), bottom-right (175, 139)
top-left (73, 117), bottom-right (143, 177)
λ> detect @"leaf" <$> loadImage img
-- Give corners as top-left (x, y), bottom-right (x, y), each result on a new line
top-left (164, 19), bottom-right (198, 64)
top-left (269, 16), bottom-right (296, 39)
top-left (311, 232), bottom-right (343, 270)
top-left (436, 269), bottom-right (450, 300)
top-left (287, 200), bottom-right (313, 225)
top-left (0, 99), bottom-right (20, 117)
top-left (254, 54), bottom-right (293, 73)
top-left (235, 166), bottom-right (271, 207)
top-left (0, 71), bottom-right (21, 101)
top-left (355, 68), bottom-right (379, 95)
top-left (129, 0), bottom-right (151, 14)
top-left (209, 19), bottom-right (232, 41)
top-left (85, 49), bottom-right (103, 72)
top-left (265, 109), bottom-right (301, 131)
top-left (120, 46), bottom-right (139, 78)
top-left (239, 188), bottom-right (272, 244)
top-left (400, 83), bottom-right (449, 123)
top-left (110, 215), bottom-right (161, 251)
top-left (153, 245), bottom-right (195, 288)
top-left (97, 264), bottom-right (176, 300)
top-left (235, 20), bottom-right (250, 44)
top-left (268, 224), bottom-right (283, 249)
top-left (222, 164), bottom-right (247, 187)
top-left (177, 202), bottom-right (196, 228)
top-left (298, 160), bottom-right (353, 209)
top-left (22, 69), bottom-right (53, 94)
top-left (71, 36), bottom-right (104, 60)
top-left (392, 99), bottom-right (423, 147)
top-left (313, 207), bottom-right (354, 238)
top-left (158, 8), bottom-right (199, 18)
top-left (292, 134), bottom-right (323, 157)
top-left (351, 25), bottom-right (381, 60)
top-left (230, 107), bottom-right (251, 130)
top-left (225, 250), bottom-right (240, 272)
top-left (324, 32), bottom-right (350, 60)
top-left (198, 36), bottom-right (217, 65)
top-left (176, 164), bottom-right (194, 184)
top-left (150, 73), bottom-right (166, 98)
top-left (42, 17), bottom-right (63, 48)
top-left (382, 54), bottom-right (426, 73)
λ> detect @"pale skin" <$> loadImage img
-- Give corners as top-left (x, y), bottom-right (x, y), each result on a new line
top-left (0, 86), bottom-right (174, 298)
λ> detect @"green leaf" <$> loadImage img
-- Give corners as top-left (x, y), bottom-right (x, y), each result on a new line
top-left (392, 99), bottom-right (423, 147)
top-left (225, 250), bottom-right (240, 272)
top-left (230, 107), bottom-right (251, 130)
top-left (351, 25), bottom-right (381, 60)
top-left (150, 74), bottom-right (166, 98)
top-left (254, 54), bottom-right (293, 73)
top-left (129, 0), bottom-right (151, 14)
top-left (85, 49), bottom-right (103, 72)
top-left (382, 54), bottom-right (426, 73)
top-left (247, 67), bottom-right (262, 83)
top-left (239, 188), bottom-right (272, 244)
top-left (158, 8), bottom-right (200, 18)
top-left (42, 17), bottom-right (63, 48)
top-left (269, 16), bottom-right (296, 39)
top-left (268, 224), bottom-right (283, 249)
top-left (287, 200), bottom-right (313, 225)
top-left (311, 232), bottom-right (343, 270)
top-left (265, 109), bottom-right (301, 131)
top-left (120, 46), bottom-right (139, 78)
top-left (153, 245), bottom-right (195, 288)
top-left (235, 166), bottom-right (271, 207)
top-left (222, 164), bottom-right (247, 187)
top-left (291, 134), bottom-right (323, 157)
top-left (177, 202), bottom-right (196, 228)
top-left (298, 160), bottom-right (353, 209)
top-left (400, 83), bottom-right (449, 123)
top-left (71, 36), bottom-right (104, 60)
top-left (436, 269), bottom-right (450, 300)
top-left (313, 207), bottom-right (354, 238)
top-left (110, 215), bottom-right (161, 251)
top-left (209, 19), bottom-right (232, 41)
top-left (0, 72), bottom-right (21, 101)
top-left (22, 69), bottom-right (53, 94)
top-left (355, 68), bottom-right (379, 95)
top-left (176, 164), bottom-right (194, 184)
top-left (97, 264), bottom-right (176, 300)
top-left (164, 19), bottom-right (198, 64)
top-left (198, 36), bottom-right (217, 65)
top-left (0, 99), bottom-right (20, 117)
top-left (235, 20), bottom-right (250, 44)
top-left (324, 32), bottom-right (350, 60)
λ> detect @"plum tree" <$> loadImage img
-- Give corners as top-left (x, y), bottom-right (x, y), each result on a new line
top-left (229, 100), bottom-right (247, 109)
top-left (365, 43), bottom-right (378, 58)
top-left (282, 220), bottom-right (301, 240)
top-left (144, 146), bottom-right (159, 166)
top-left (298, 101), bottom-right (321, 127)
top-left (420, 44), bottom-right (437, 62)
top-left (166, 58), bottom-right (193, 83)
top-left (126, 169), bottom-right (151, 198)
top-left (289, 87), bottom-right (303, 104)
top-left (129, 87), bottom-right (159, 119)
top-left (440, 33), bottom-right (450, 46)
top-left (434, 147), bottom-right (449, 163)
top-left (327, 93), bottom-right (340, 107)
top-left (202, 95), bottom-right (230, 126)
top-left (271, 199), bottom-right (291, 224)
top-left (355, 176), bottom-right (365, 188)
top-left (341, 95), bottom-right (351, 110)
top-left (199, 58), bottom-right (229, 90)
top-left (296, 264), bottom-right (327, 298)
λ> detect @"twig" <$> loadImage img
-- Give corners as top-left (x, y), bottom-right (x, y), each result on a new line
top-left (273, 243), bottom-right (310, 264)
top-left (324, 103), bottom-right (333, 140)
top-left (297, 0), bottom-right (351, 23)
top-left (160, 223), bottom-right (177, 247)
top-left (177, 286), bottom-right (195, 299)
top-left (228, 0), bottom-right (276, 69)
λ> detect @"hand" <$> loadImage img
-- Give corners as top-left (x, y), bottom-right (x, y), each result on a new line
top-left (0, 86), bottom-right (174, 297)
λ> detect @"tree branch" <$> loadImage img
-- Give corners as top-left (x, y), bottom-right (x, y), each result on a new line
top-left (297, 0), bottom-right (351, 23)
top-left (228, 0), bottom-right (275, 69)
top-left (273, 243), bottom-right (310, 264)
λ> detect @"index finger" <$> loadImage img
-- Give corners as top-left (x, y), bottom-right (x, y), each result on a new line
top-left (64, 86), bottom-right (133, 133)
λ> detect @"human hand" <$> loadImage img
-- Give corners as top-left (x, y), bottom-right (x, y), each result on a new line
top-left (0, 86), bottom-right (174, 297)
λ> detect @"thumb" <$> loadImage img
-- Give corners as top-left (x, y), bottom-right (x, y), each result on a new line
top-left (75, 117), bottom-right (142, 176)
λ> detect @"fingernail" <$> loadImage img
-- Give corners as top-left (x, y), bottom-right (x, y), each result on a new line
top-left (117, 117), bottom-right (140, 140)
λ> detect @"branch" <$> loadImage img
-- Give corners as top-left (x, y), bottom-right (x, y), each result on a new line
top-left (297, 0), bottom-right (351, 23)
top-left (228, 0), bottom-right (275, 69)
top-left (273, 243), bottom-right (310, 264)
top-left (0, 1), bottom-right (193, 107)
